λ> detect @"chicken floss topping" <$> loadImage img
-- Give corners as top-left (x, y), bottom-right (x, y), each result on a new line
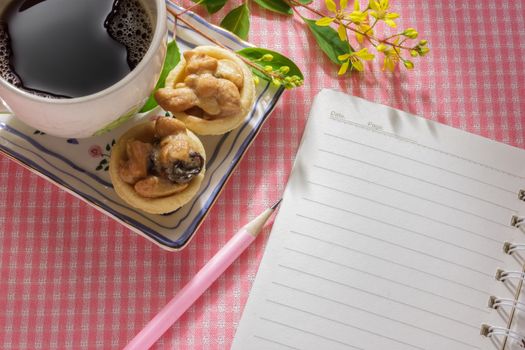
top-left (155, 51), bottom-right (244, 119)
top-left (118, 117), bottom-right (204, 199)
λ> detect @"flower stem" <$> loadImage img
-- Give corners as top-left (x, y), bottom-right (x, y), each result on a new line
top-left (287, 0), bottom-right (413, 51)
top-left (364, 18), bottom-right (378, 34)
top-left (177, 0), bottom-right (204, 16)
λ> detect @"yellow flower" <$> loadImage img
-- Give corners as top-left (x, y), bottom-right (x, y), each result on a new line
top-left (338, 60), bottom-right (350, 75)
top-left (383, 55), bottom-right (398, 71)
top-left (354, 47), bottom-right (375, 60)
top-left (378, 39), bottom-right (401, 72)
top-left (348, 10), bottom-right (368, 24)
top-left (316, 0), bottom-right (352, 41)
top-left (324, 0), bottom-right (350, 14)
top-left (325, 0), bottom-right (337, 13)
top-left (375, 44), bottom-right (387, 52)
top-left (345, 0), bottom-right (372, 43)
top-left (337, 24), bottom-right (347, 41)
top-left (382, 49), bottom-right (400, 71)
top-left (315, 17), bottom-right (335, 26)
top-left (355, 22), bottom-right (372, 43)
top-left (369, 0), bottom-right (399, 27)
top-left (338, 48), bottom-right (375, 74)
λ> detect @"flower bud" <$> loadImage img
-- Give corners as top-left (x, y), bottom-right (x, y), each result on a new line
top-left (376, 43), bottom-right (388, 52)
top-left (403, 60), bottom-right (414, 69)
top-left (264, 65), bottom-right (273, 72)
top-left (410, 50), bottom-right (418, 57)
top-left (403, 28), bottom-right (418, 39)
top-left (262, 54), bottom-right (274, 62)
top-left (279, 66), bottom-right (290, 74)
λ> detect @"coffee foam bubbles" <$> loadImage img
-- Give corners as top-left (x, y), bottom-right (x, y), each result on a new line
top-left (0, 0), bottom-right (152, 96)
top-left (105, 0), bottom-right (153, 69)
top-left (0, 23), bottom-right (22, 88)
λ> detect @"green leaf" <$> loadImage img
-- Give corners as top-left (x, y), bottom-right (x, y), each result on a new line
top-left (253, 0), bottom-right (292, 15)
top-left (297, 0), bottom-right (313, 3)
top-left (139, 40), bottom-right (181, 113)
top-left (303, 18), bottom-right (353, 64)
top-left (220, 4), bottom-right (250, 40)
top-left (237, 47), bottom-right (304, 82)
top-left (193, 0), bottom-right (228, 14)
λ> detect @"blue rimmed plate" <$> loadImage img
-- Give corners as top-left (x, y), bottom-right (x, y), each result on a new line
top-left (0, 1), bottom-right (284, 251)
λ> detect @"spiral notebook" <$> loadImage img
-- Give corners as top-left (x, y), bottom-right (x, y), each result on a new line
top-left (231, 89), bottom-right (525, 350)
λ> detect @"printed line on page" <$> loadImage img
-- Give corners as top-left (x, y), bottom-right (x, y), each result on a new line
top-left (334, 117), bottom-right (525, 181)
top-left (314, 164), bottom-right (508, 227)
top-left (278, 264), bottom-right (480, 330)
top-left (253, 335), bottom-right (301, 350)
top-left (318, 148), bottom-right (517, 212)
top-left (294, 215), bottom-right (492, 278)
top-left (265, 299), bottom-right (425, 350)
top-left (289, 229), bottom-right (490, 295)
top-left (259, 317), bottom-right (365, 350)
top-left (284, 246), bottom-right (489, 313)
top-left (272, 281), bottom-right (481, 350)
top-left (308, 180), bottom-right (501, 244)
top-left (324, 132), bottom-right (517, 194)
top-left (303, 197), bottom-right (503, 265)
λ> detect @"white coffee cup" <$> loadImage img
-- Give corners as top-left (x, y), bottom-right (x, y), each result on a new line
top-left (0, 0), bottom-right (167, 138)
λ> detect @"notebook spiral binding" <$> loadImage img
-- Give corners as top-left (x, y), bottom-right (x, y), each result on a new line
top-left (480, 200), bottom-right (525, 348)
top-left (480, 324), bottom-right (525, 344)
top-left (503, 242), bottom-right (525, 255)
top-left (488, 296), bottom-right (525, 313)
top-left (495, 269), bottom-right (525, 283)
top-left (510, 215), bottom-right (524, 229)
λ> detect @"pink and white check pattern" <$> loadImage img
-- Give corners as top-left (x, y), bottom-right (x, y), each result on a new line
top-left (1, 1), bottom-right (525, 349)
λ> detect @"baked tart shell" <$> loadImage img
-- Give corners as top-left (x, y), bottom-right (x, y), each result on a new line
top-left (165, 46), bottom-right (255, 135)
top-left (109, 121), bottom-right (206, 214)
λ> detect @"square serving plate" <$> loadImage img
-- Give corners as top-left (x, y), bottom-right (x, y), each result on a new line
top-left (0, 1), bottom-right (284, 251)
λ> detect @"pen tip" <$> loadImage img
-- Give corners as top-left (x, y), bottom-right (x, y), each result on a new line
top-left (270, 198), bottom-right (282, 210)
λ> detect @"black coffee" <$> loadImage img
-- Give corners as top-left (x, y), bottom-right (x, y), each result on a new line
top-left (0, 0), bottom-right (153, 98)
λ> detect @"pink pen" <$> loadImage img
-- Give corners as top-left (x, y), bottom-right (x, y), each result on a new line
top-left (123, 199), bottom-right (281, 350)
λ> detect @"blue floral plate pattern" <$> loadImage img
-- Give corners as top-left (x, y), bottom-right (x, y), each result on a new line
top-left (0, 2), bottom-right (284, 251)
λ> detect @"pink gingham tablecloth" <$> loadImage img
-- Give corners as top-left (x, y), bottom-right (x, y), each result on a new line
top-left (1, 0), bottom-right (525, 349)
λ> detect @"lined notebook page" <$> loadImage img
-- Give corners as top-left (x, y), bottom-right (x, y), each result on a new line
top-left (231, 89), bottom-right (525, 350)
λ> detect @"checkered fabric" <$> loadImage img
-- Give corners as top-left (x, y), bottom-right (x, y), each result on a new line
top-left (1, 0), bottom-right (524, 349)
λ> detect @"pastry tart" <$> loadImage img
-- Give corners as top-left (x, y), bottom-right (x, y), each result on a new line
top-left (109, 117), bottom-right (206, 214)
top-left (154, 46), bottom-right (255, 135)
